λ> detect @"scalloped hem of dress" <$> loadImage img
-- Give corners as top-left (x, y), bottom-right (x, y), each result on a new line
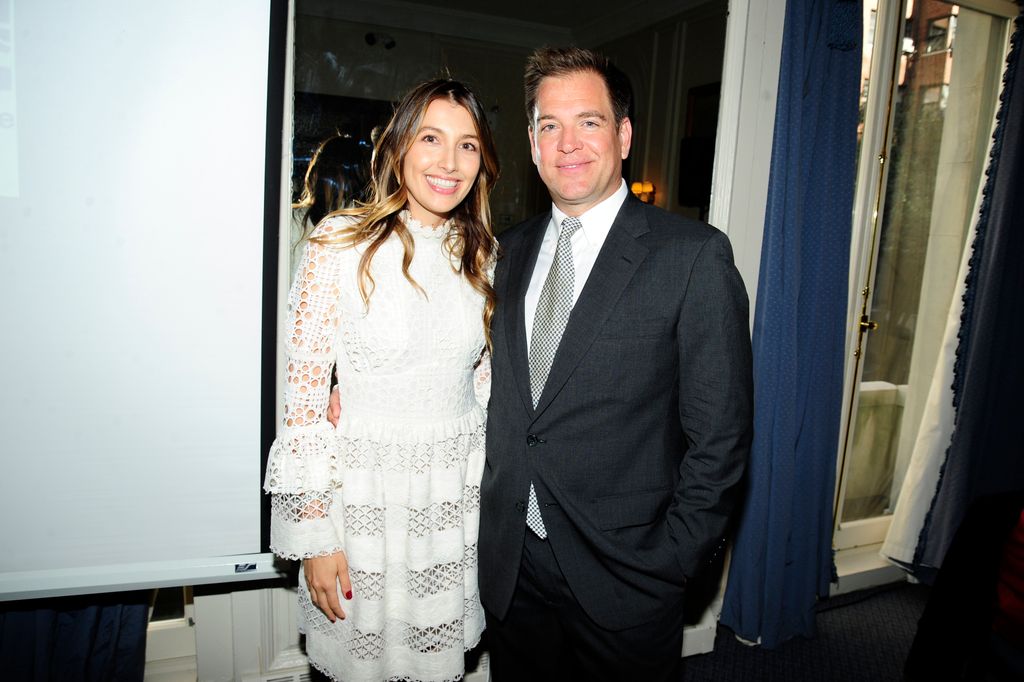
top-left (269, 543), bottom-right (345, 562)
top-left (304, 630), bottom-right (483, 682)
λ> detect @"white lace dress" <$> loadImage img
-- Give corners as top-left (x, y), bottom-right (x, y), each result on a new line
top-left (264, 213), bottom-right (489, 682)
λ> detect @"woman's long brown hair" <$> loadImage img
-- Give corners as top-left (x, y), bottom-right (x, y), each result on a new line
top-left (314, 79), bottom-right (500, 349)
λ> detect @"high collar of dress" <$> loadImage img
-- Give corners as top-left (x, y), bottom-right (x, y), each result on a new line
top-left (400, 210), bottom-right (453, 239)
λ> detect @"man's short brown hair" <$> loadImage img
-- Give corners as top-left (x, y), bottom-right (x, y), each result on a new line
top-left (524, 46), bottom-right (632, 127)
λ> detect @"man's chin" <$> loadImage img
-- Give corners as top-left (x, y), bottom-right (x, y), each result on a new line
top-left (550, 186), bottom-right (595, 207)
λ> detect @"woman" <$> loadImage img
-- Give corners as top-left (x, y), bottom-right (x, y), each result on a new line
top-left (289, 133), bottom-right (372, 283)
top-left (264, 79), bottom-right (499, 681)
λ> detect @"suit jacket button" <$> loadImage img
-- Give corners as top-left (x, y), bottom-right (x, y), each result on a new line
top-left (515, 501), bottom-right (525, 512)
top-left (526, 434), bottom-right (539, 447)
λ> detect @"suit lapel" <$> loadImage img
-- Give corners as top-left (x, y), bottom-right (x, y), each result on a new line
top-left (532, 197), bottom-right (650, 419)
top-left (503, 212), bottom-right (549, 414)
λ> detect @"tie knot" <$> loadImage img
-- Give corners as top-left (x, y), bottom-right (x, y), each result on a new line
top-left (560, 216), bottom-right (583, 240)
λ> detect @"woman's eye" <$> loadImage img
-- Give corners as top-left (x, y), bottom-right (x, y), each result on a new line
top-left (422, 134), bottom-right (438, 143)
top-left (461, 142), bottom-right (478, 152)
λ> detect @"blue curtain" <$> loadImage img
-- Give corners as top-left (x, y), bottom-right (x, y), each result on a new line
top-left (915, 6), bottom-right (1024, 575)
top-left (0, 592), bottom-right (149, 681)
top-left (720, 0), bottom-right (860, 648)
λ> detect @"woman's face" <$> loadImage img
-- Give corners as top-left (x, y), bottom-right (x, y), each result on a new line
top-left (402, 98), bottom-right (482, 226)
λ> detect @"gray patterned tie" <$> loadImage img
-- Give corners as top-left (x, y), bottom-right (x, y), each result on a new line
top-left (525, 216), bottom-right (583, 538)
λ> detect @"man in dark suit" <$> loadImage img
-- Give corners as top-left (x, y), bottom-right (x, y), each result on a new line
top-left (479, 47), bottom-right (753, 681)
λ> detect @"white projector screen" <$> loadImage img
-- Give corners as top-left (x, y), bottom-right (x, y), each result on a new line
top-left (0, 0), bottom-right (283, 599)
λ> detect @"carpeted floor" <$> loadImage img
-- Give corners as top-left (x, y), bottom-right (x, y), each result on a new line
top-left (681, 582), bottom-right (930, 681)
top-left (308, 582), bottom-right (930, 681)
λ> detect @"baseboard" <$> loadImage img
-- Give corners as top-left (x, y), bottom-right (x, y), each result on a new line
top-left (831, 543), bottom-right (907, 596)
top-left (682, 597), bottom-right (722, 657)
top-left (143, 656), bottom-right (197, 682)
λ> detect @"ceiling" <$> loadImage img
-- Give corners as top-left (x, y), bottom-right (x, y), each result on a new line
top-left (393, 0), bottom-right (637, 29)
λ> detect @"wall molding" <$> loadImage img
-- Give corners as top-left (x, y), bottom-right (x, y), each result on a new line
top-left (709, 0), bottom-right (784, 320)
top-left (262, 587), bottom-right (309, 672)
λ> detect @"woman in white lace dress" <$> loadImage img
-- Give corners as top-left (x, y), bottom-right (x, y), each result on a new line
top-left (264, 79), bottom-right (499, 682)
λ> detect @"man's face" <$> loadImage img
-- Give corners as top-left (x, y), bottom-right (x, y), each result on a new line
top-left (529, 71), bottom-right (632, 216)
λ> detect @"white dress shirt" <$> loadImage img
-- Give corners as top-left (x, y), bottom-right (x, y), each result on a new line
top-left (525, 180), bottom-right (629, 353)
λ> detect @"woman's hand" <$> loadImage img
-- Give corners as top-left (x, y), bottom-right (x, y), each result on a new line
top-left (303, 551), bottom-right (352, 622)
top-left (327, 386), bottom-right (341, 427)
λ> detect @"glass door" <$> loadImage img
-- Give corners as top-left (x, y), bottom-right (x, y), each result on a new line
top-left (833, 0), bottom-right (1014, 549)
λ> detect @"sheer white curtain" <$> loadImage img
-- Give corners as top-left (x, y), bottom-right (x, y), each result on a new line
top-left (880, 207), bottom-right (977, 565)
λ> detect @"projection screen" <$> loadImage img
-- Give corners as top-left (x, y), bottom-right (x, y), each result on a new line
top-left (0, 0), bottom-right (284, 599)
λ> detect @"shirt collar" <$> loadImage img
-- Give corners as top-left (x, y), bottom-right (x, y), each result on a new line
top-left (550, 179), bottom-right (629, 245)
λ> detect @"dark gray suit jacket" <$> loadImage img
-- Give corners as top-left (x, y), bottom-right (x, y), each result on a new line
top-left (479, 196), bottom-right (753, 631)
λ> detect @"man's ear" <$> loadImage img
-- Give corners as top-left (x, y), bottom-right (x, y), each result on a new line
top-left (618, 117), bottom-right (633, 160)
top-left (528, 126), bottom-right (539, 165)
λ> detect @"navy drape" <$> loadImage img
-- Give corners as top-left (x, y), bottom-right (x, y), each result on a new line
top-left (915, 6), bottom-right (1024, 573)
top-left (720, 0), bottom-right (860, 648)
top-left (0, 592), bottom-right (149, 681)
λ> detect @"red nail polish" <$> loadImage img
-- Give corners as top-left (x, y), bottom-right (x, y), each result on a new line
top-left (345, 590), bottom-right (353, 600)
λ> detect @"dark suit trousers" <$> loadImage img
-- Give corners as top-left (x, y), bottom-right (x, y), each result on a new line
top-left (485, 531), bottom-right (684, 682)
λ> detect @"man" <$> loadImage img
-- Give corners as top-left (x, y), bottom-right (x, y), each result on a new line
top-left (479, 46), bottom-right (753, 681)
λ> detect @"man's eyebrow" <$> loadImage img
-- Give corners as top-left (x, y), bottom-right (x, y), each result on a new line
top-left (534, 111), bottom-right (608, 123)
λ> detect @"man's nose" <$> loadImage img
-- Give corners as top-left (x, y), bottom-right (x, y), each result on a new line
top-left (558, 129), bottom-right (581, 153)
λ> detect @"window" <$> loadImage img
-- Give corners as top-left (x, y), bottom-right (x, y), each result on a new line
top-left (834, 0), bottom-right (1014, 549)
top-left (925, 15), bottom-right (956, 53)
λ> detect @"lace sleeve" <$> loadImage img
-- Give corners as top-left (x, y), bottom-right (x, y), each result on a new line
top-left (264, 225), bottom-right (347, 561)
